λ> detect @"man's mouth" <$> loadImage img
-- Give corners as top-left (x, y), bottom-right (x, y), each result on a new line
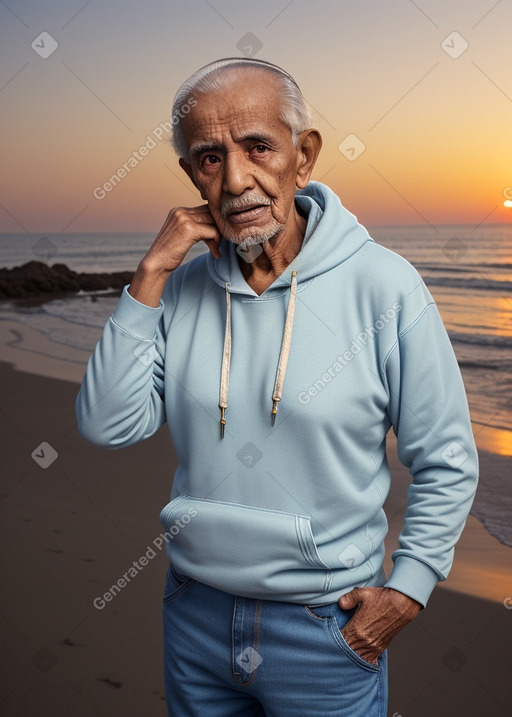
top-left (228, 204), bottom-right (269, 224)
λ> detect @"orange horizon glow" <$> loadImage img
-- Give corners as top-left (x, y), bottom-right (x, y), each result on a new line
top-left (1, 2), bottom-right (512, 234)
top-left (474, 426), bottom-right (512, 458)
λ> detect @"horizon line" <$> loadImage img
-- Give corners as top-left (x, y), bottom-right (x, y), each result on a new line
top-left (1, 221), bottom-right (512, 236)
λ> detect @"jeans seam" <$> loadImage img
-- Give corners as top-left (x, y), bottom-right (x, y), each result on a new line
top-left (304, 605), bottom-right (329, 621)
top-left (232, 599), bottom-right (263, 688)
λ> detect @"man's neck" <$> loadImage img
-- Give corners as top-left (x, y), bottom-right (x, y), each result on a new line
top-left (237, 207), bottom-right (308, 296)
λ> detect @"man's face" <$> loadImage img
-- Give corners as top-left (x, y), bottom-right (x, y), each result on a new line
top-left (179, 72), bottom-right (304, 246)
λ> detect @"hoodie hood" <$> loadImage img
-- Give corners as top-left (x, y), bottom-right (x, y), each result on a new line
top-left (206, 181), bottom-right (373, 295)
top-left (205, 181), bottom-right (375, 438)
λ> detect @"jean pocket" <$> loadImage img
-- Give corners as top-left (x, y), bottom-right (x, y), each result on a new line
top-left (162, 562), bottom-right (195, 604)
top-left (305, 602), bottom-right (381, 673)
top-left (333, 624), bottom-right (382, 673)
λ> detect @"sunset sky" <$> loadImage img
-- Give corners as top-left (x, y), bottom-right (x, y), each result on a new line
top-left (1, 0), bottom-right (512, 233)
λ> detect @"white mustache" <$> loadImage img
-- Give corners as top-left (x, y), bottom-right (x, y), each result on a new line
top-left (221, 194), bottom-right (271, 218)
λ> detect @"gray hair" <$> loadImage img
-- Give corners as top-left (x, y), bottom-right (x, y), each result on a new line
top-left (171, 57), bottom-right (312, 160)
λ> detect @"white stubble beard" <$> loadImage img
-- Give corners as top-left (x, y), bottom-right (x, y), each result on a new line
top-left (220, 193), bottom-right (285, 247)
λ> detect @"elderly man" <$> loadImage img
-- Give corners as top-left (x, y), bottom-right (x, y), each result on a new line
top-left (76, 57), bottom-right (478, 716)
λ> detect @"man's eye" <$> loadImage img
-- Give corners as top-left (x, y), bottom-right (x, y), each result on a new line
top-left (203, 155), bottom-right (220, 165)
top-left (254, 145), bottom-right (268, 154)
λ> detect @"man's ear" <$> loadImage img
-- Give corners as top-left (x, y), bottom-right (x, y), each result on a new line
top-left (179, 158), bottom-right (206, 200)
top-left (295, 130), bottom-right (322, 189)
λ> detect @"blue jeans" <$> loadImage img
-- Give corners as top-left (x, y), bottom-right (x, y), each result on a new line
top-left (162, 564), bottom-right (388, 716)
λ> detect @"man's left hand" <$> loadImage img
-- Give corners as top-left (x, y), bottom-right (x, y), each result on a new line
top-left (338, 587), bottom-right (421, 665)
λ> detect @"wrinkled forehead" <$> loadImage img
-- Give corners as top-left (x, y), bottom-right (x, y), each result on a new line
top-left (181, 72), bottom-right (291, 152)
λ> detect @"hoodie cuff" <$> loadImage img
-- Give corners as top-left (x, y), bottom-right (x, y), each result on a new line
top-left (111, 285), bottom-right (164, 340)
top-left (384, 555), bottom-right (440, 608)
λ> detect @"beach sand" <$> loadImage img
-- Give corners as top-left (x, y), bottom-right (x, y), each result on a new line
top-left (1, 321), bottom-right (511, 716)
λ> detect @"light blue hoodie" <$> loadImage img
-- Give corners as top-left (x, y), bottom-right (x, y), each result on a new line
top-left (76, 181), bottom-right (478, 607)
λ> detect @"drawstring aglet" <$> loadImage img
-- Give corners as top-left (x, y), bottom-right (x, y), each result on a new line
top-left (271, 399), bottom-right (278, 426)
top-left (220, 406), bottom-right (226, 439)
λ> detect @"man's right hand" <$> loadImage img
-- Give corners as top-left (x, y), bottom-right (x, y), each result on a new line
top-left (128, 204), bottom-right (222, 307)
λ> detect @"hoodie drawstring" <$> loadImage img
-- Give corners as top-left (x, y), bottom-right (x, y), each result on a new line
top-left (219, 281), bottom-right (232, 439)
top-left (271, 270), bottom-right (298, 426)
top-left (219, 270), bottom-right (298, 439)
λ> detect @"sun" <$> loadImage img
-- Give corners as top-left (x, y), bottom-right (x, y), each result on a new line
top-left (504, 200), bottom-right (512, 208)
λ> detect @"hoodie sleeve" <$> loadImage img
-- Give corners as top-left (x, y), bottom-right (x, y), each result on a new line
top-left (382, 302), bottom-right (479, 607)
top-left (75, 286), bottom-right (167, 448)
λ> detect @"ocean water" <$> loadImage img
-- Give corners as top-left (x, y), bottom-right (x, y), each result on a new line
top-left (1, 226), bottom-right (511, 431)
top-left (370, 225), bottom-right (512, 440)
top-left (1, 226), bottom-right (511, 544)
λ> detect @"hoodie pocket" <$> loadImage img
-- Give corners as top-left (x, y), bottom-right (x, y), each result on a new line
top-left (159, 495), bottom-right (332, 601)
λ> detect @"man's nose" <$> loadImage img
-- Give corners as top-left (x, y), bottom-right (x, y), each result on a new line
top-left (222, 150), bottom-right (255, 196)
